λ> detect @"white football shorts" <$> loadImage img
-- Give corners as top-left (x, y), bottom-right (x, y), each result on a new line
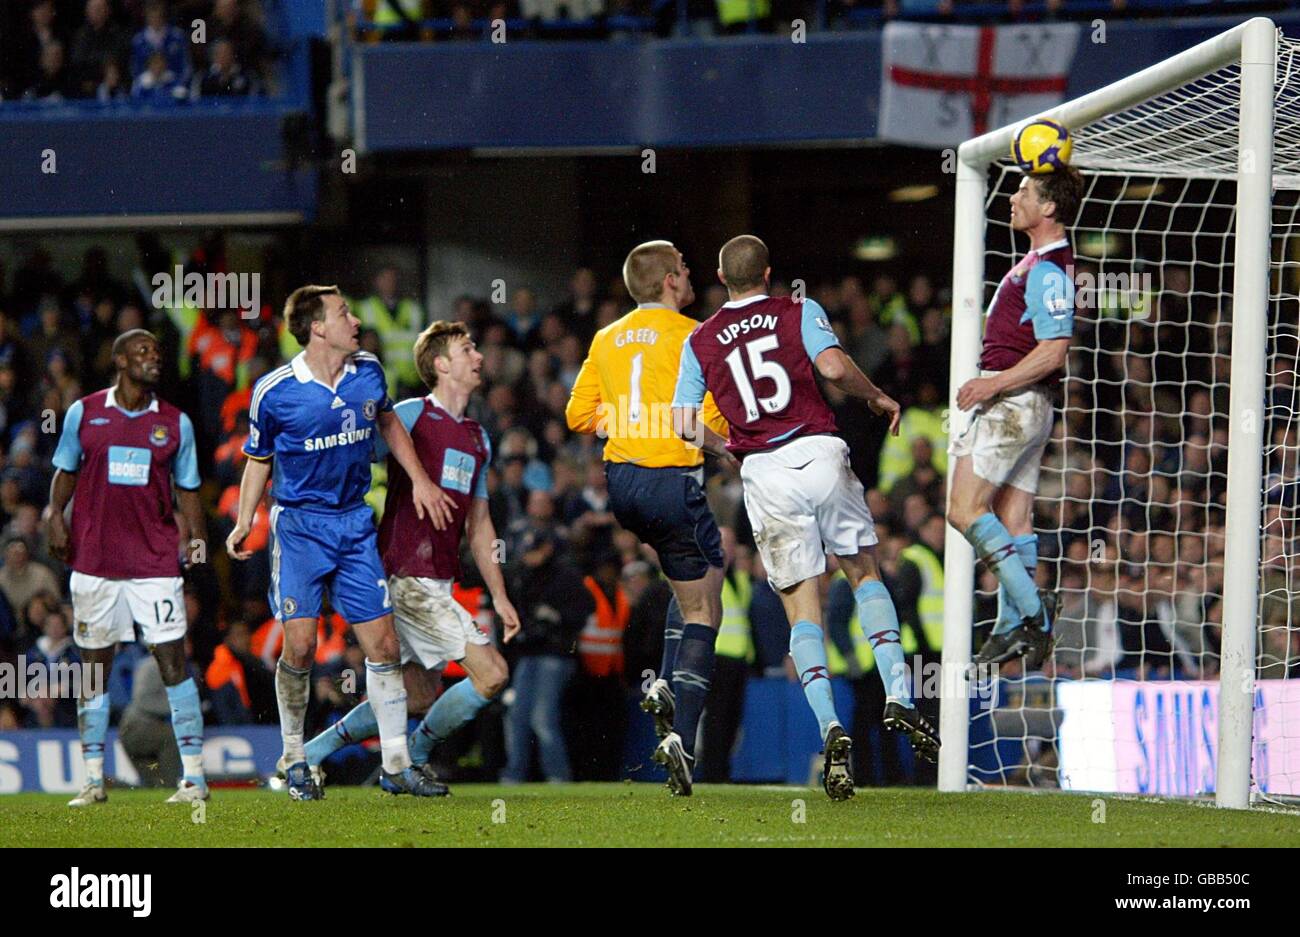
top-left (740, 434), bottom-right (878, 591)
top-left (69, 572), bottom-right (187, 650)
top-left (390, 575), bottom-right (489, 670)
top-left (950, 373), bottom-right (1055, 494)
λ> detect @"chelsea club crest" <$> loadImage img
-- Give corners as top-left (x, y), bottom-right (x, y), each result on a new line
top-left (363, 399), bottom-right (377, 421)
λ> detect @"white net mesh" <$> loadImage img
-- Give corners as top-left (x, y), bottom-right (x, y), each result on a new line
top-left (966, 31), bottom-right (1300, 798)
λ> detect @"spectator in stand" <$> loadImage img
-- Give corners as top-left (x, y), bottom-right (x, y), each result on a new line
top-left (551, 267), bottom-right (601, 344)
top-left (132, 49), bottom-right (187, 100)
top-left (0, 538), bottom-right (61, 629)
top-left (188, 307), bottom-right (256, 448)
top-left (206, 620), bottom-right (275, 724)
top-left (97, 59), bottom-right (129, 100)
top-left (354, 266), bottom-right (423, 395)
top-left (194, 39), bottom-right (255, 97)
top-left (24, 40), bottom-right (75, 101)
top-left (70, 0), bottom-right (129, 97)
top-left (505, 288), bottom-right (542, 349)
top-left (132, 0), bottom-right (190, 83)
top-left (9, 0), bottom-right (64, 99)
top-left (208, 0), bottom-right (270, 81)
top-left (25, 608), bottom-right (80, 728)
top-left (502, 527), bottom-right (592, 783)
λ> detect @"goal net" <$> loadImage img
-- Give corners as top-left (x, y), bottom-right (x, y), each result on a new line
top-left (942, 18), bottom-right (1300, 806)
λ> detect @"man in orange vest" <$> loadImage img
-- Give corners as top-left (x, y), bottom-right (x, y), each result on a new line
top-left (570, 554), bottom-right (631, 781)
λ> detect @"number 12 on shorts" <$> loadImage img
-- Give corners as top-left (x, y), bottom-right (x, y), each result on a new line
top-left (724, 335), bottom-right (791, 422)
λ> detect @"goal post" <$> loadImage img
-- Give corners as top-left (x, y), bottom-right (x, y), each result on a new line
top-left (940, 17), bottom-right (1279, 809)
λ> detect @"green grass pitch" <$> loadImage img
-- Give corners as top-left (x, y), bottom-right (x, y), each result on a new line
top-left (4, 784), bottom-right (1300, 847)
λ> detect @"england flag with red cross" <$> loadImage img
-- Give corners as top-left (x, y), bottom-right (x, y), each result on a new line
top-left (880, 22), bottom-right (1082, 148)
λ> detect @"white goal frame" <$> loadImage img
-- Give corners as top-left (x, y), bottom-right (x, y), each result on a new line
top-left (940, 16), bottom-right (1276, 810)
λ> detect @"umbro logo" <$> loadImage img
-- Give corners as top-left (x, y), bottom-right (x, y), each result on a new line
top-left (330, 396), bottom-right (344, 409)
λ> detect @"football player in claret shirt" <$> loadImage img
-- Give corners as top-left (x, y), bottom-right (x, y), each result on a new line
top-left (672, 235), bottom-right (939, 801)
top-left (947, 167), bottom-right (1083, 670)
top-left (302, 321), bottom-right (520, 792)
top-left (48, 329), bottom-right (209, 806)
top-left (565, 240), bottom-right (732, 797)
top-left (226, 285), bottom-right (455, 800)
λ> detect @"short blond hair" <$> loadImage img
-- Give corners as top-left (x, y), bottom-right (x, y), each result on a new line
top-left (413, 320), bottom-right (470, 390)
top-left (284, 284), bottom-right (340, 347)
top-left (622, 240), bottom-right (679, 305)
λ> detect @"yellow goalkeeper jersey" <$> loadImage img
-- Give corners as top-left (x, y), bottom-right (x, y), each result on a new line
top-left (565, 305), bottom-right (728, 468)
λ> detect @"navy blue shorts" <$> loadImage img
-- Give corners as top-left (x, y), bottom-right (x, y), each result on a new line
top-left (268, 502), bottom-right (392, 625)
top-left (605, 462), bottom-right (723, 582)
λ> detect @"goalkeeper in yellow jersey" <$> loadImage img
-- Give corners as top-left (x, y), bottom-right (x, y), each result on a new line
top-left (565, 240), bottom-right (733, 796)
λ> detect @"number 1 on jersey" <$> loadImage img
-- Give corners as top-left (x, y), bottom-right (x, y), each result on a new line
top-left (724, 335), bottom-right (791, 422)
top-left (628, 352), bottom-right (643, 423)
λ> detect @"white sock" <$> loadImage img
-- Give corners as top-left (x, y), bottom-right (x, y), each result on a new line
top-left (366, 658), bottom-right (411, 774)
top-left (276, 659), bottom-right (311, 765)
top-left (181, 754), bottom-right (205, 782)
top-left (85, 757), bottom-right (104, 786)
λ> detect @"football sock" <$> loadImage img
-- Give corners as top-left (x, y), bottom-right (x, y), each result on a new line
top-left (77, 691), bottom-right (109, 786)
top-left (409, 679), bottom-right (491, 766)
top-left (164, 678), bottom-right (206, 786)
top-left (854, 579), bottom-right (912, 707)
top-left (659, 595), bottom-right (684, 688)
top-left (366, 658), bottom-right (412, 774)
top-left (275, 659), bottom-right (311, 766)
top-left (304, 702), bottom-right (378, 767)
top-left (964, 512), bottom-right (1042, 622)
top-left (789, 620), bottom-right (840, 741)
top-left (671, 623), bottom-right (716, 758)
top-left (993, 534), bottom-right (1040, 636)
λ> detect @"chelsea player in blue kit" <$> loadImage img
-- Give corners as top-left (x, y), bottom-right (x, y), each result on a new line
top-left (226, 285), bottom-right (456, 799)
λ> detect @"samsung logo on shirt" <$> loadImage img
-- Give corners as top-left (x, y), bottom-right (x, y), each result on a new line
top-left (304, 428), bottom-right (373, 451)
top-left (717, 313), bottom-right (779, 345)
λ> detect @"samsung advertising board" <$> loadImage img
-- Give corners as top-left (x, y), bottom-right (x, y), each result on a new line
top-left (1057, 680), bottom-right (1300, 796)
top-left (0, 728), bottom-right (281, 794)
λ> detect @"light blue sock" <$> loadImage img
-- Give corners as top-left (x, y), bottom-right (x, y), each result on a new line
top-left (789, 620), bottom-right (841, 741)
top-left (993, 534), bottom-right (1040, 635)
top-left (965, 513), bottom-right (1041, 622)
top-left (165, 678), bottom-right (205, 785)
top-left (305, 702), bottom-right (378, 767)
top-left (410, 679), bottom-right (491, 766)
top-left (77, 692), bottom-right (110, 785)
top-left (854, 579), bottom-right (912, 706)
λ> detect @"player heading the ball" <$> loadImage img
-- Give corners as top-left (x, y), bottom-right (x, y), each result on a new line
top-left (947, 166), bottom-right (1084, 669)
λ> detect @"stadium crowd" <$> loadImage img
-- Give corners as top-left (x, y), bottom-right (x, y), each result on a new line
top-left (0, 0), bottom-right (276, 102)
top-left (0, 230), bottom-right (1273, 786)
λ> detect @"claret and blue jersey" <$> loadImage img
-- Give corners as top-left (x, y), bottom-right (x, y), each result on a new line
top-left (672, 294), bottom-right (841, 456)
top-left (979, 238), bottom-right (1076, 373)
top-left (243, 350), bottom-right (393, 509)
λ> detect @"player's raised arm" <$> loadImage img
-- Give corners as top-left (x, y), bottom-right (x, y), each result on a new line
top-left (564, 346), bottom-right (604, 435)
top-left (377, 406), bottom-right (455, 530)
